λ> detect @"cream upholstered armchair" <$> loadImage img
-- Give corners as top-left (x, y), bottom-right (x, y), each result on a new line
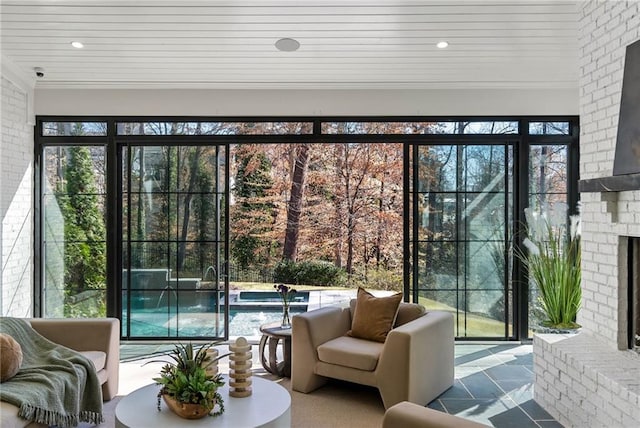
top-left (0, 318), bottom-right (120, 428)
top-left (383, 401), bottom-right (490, 428)
top-left (291, 298), bottom-right (454, 409)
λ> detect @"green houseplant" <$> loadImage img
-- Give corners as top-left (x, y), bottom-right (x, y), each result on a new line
top-left (518, 204), bottom-right (582, 331)
top-left (152, 342), bottom-right (227, 419)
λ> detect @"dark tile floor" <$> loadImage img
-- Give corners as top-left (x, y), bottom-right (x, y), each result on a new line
top-left (429, 343), bottom-right (563, 428)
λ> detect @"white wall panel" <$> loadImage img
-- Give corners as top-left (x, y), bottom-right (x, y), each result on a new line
top-left (34, 88), bottom-right (579, 117)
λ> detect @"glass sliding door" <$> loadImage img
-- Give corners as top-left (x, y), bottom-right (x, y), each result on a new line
top-left (121, 144), bottom-right (228, 340)
top-left (413, 144), bottom-right (514, 338)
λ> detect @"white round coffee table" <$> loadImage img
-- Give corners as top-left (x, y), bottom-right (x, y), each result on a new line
top-left (115, 375), bottom-right (291, 427)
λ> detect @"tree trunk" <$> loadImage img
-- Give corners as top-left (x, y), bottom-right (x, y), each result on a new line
top-left (539, 146), bottom-right (547, 207)
top-left (375, 154), bottom-right (387, 268)
top-left (346, 212), bottom-right (355, 274)
top-left (283, 144), bottom-right (310, 261)
top-left (333, 145), bottom-right (345, 267)
top-left (178, 146), bottom-right (202, 270)
top-left (334, 198), bottom-right (344, 267)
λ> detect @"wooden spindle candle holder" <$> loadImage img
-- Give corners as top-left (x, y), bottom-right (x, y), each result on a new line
top-left (228, 336), bottom-right (252, 397)
top-left (203, 348), bottom-right (219, 377)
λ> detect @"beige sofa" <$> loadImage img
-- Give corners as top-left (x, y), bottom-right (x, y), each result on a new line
top-left (0, 318), bottom-right (120, 428)
top-left (292, 301), bottom-right (454, 409)
top-left (382, 401), bottom-right (491, 428)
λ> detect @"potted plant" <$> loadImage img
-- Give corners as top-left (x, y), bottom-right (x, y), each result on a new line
top-left (518, 203), bottom-right (582, 332)
top-left (152, 342), bottom-right (227, 419)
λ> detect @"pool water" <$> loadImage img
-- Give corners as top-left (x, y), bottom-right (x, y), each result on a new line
top-left (121, 288), bottom-right (358, 340)
top-left (123, 305), bottom-right (307, 339)
top-left (236, 290), bottom-right (309, 303)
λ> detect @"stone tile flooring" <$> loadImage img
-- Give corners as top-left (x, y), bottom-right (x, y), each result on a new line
top-left (429, 343), bottom-right (562, 427)
top-left (118, 342), bottom-right (562, 427)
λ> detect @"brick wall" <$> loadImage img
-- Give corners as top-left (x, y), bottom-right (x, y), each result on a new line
top-left (578, 0), bottom-right (640, 347)
top-left (535, 333), bottom-right (640, 427)
top-left (1, 75), bottom-right (34, 317)
top-left (534, 2), bottom-right (640, 426)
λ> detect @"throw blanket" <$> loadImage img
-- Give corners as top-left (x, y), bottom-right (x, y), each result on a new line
top-left (0, 318), bottom-right (103, 427)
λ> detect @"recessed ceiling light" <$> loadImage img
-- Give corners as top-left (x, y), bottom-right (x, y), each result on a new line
top-left (71, 41), bottom-right (84, 49)
top-left (275, 38), bottom-right (300, 52)
top-left (436, 41), bottom-right (449, 49)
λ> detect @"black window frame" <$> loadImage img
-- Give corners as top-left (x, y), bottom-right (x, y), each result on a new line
top-left (34, 115), bottom-right (579, 341)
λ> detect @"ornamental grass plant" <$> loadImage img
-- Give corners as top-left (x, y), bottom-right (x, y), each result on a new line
top-left (518, 204), bottom-right (582, 330)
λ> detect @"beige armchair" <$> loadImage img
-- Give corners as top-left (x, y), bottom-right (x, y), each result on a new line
top-left (292, 301), bottom-right (454, 409)
top-left (383, 401), bottom-right (491, 428)
top-left (27, 318), bottom-right (120, 400)
top-left (0, 318), bottom-right (120, 428)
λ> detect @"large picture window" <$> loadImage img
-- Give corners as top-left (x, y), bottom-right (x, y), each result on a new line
top-left (35, 117), bottom-right (579, 341)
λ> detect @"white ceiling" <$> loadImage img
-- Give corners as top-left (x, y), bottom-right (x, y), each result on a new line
top-left (0, 0), bottom-right (579, 90)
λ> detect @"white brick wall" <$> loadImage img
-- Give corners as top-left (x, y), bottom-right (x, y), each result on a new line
top-left (1, 76), bottom-right (34, 317)
top-left (579, 0), bottom-right (640, 349)
top-left (535, 334), bottom-right (640, 428)
top-left (535, 2), bottom-right (640, 427)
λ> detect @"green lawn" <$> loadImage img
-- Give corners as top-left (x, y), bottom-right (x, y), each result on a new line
top-left (417, 296), bottom-right (509, 337)
top-left (231, 281), bottom-right (509, 337)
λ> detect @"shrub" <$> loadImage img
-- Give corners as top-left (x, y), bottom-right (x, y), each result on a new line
top-left (351, 268), bottom-right (402, 291)
top-left (273, 260), bottom-right (346, 286)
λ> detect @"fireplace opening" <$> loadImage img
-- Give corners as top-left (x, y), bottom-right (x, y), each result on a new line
top-left (628, 238), bottom-right (640, 352)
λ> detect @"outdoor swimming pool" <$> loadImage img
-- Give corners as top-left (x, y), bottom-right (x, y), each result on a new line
top-left (122, 290), bottom-right (310, 339)
top-left (124, 306), bottom-right (308, 338)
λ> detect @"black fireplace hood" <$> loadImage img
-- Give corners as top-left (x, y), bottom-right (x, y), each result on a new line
top-left (580, 38), bottom-right (640, 193)
top-left (579, 173), bottom-right (640, 192)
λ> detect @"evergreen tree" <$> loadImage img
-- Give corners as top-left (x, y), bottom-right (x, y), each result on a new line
top-left (56, 145), bottom-right (106, 316)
